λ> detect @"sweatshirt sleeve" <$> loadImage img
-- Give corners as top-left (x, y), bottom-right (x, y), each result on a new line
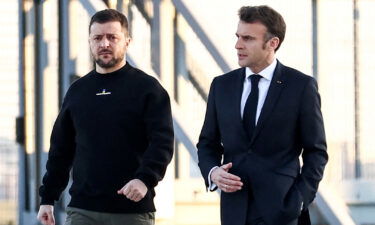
top-left (39, 93), bottom-right (76, 205)
top-left (134, 81), bottom-right (174, 189)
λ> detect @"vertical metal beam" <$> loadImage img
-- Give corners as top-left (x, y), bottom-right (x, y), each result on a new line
top-left (127, 2), bottom-right (133, 36)
top-left (173, 11), bottom-right (178, 103)
top-left (353, 0), bottom-right (361, 178)
top-left (159, 0), bottom-right (175, 92)
top-left (23, 0), bottom-right (38, 221)
top-left (34, 0), bottom-right (44, 210)
top-left (56, 2), bottom-right (71, 223)
top-left (312, 0), bottom-right (318, 79)
top-left (59, 0), bottom-right (71, 104)
top-left (151, 0), bottom-right (161, 75)
top-left (18, 0), bottom-right (28, 224)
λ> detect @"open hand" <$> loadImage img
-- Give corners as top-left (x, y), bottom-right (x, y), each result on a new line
top-left (211, 162), bottom-right (243, 192)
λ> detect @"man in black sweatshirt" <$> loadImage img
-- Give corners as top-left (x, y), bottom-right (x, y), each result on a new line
top-left (37, 9), bottom-right (174, 225)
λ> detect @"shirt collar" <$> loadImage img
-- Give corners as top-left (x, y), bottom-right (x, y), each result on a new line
top-left (245, 58), bottom-right (277, 81)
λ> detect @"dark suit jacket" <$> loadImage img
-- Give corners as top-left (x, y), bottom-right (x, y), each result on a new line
top-left (197, 61), bottom-right (328, 225)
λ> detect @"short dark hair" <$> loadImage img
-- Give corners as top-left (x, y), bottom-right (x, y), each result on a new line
top-left (89, 9), bottom-right (129, 36)
top-left (238, 5), bottom-right (286, 51)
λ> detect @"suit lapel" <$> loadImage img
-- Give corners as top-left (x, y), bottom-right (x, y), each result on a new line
top-left (233, 68), bottom-right (245, 124)
top-left (250, 61), bottom-right (286, 144)
top-left (232, 68), bottom-right (249, 142)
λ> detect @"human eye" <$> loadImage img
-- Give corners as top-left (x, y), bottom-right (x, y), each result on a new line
top-left (242, 36), bottom-right (251, 41)
top-left (108, 35), bottom-right (117, 41)
top-left (92, 36), bottom-right (101, 41)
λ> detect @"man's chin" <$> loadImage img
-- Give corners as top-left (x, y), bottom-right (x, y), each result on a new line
top-left (96, 59), bottom-right (118, 69)
top-left (238, 61), bottom-right (247, 68)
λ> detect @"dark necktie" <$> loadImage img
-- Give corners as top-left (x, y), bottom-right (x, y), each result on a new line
top-left (243, 74), bottom-right (262, 138)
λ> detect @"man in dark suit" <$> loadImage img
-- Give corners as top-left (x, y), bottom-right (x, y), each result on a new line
top-left (197, 5), bottom-right (328, 225)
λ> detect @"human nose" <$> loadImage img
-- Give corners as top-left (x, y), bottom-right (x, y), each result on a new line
top-left (235, 38), bottom-right (243, 49)
top-left (100, 38), bottom-right (110, 48)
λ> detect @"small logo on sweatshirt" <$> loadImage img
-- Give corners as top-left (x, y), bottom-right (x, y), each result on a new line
top-left (96, 89), bottom-right (111, 96)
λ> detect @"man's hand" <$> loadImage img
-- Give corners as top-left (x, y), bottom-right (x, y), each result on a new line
top-left (211, 162), bottom-right (243, 193)
top-left (117, 179), bottom-right (148, 202)
top-left (37, 205), bottom-right (55, 225)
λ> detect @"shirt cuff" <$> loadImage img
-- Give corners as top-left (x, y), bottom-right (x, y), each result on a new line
top-left (208, 166), bottom-right (219, 191)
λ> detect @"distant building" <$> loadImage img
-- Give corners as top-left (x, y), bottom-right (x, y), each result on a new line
top-left (1, 0), bottom-right (375, 224)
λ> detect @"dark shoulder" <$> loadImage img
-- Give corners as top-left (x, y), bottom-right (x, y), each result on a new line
top-left (216, 68), bottom-right (243, 80)
top-left (70, 69), bottom-right (97, 86)
top-left (129, 66), bottom-right (158, 83)
top-left (281, 63), bottom-right (315, 84)
top-left (214, 67), bottom-right (244, 83)
top-left (278, 63), bottom-right (320, 95)
top-left (127, 65), bottom-right (167, 93)
top-left (63, 70), bottom-right (95, 97)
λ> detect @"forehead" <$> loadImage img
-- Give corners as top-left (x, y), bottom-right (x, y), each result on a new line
top-left (236, 21), bottom-right (267, 36)
top-left (90, 21), bottom-right (124, 35)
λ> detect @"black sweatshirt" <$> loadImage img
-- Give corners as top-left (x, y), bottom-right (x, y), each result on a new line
top-left (39, 63), bottom-right (174, 213)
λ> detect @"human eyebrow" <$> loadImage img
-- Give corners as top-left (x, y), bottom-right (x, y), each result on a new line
top-left (91, 34), bottom-right (103, 40)
top-left (242, 35), bottom-right (253, 40)
top-left (236, 34), bottom-right (254, 40)
top-left (106, 34), bottom-right (118, 38)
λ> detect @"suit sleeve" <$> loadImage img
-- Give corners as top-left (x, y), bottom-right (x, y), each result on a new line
top-left (39, 93), bottom-right (76, 205)
top-left (197, 78), bottom-right (224, 188)
top-left (135, 82), bottom-right (174, 189)
top-left (296, 78), bottom-right (328, 208)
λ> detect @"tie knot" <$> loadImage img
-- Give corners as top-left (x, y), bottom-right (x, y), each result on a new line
top-left (249, 74), bottom-right (262, 85)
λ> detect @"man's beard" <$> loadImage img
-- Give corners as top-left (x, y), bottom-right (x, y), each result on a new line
top-left (95, 54), bottom-right (124, 68)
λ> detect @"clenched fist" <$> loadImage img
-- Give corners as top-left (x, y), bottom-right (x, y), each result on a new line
top-left (117, 179), bottom-right (148, 202)
top-left (37, 205), bottom-right (55, 225)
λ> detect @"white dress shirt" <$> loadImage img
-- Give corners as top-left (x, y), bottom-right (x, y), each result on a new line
top-left (241, 58), bottom-right (277, 121)
top-left (208, 58), bottom-right (277, 191)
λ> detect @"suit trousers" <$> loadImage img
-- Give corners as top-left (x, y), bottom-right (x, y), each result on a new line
top-left (246, 217), bottom-right (298, 225)
top-left (245, 196), bottom-right (298, 225)
top-left (240, 156), bottom-right (298, 225)
top-left (64, 207), bottom-right (155, 225)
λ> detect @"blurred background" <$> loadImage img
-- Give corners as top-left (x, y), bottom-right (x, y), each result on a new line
top-left (1, 0), bottom-right (375, 224)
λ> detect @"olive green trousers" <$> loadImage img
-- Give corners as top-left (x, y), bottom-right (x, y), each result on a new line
top-left (64, 207), bottom-right (155, 225)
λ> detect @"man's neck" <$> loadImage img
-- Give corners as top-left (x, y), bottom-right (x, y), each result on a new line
top-left (96, 60), bottom-right (126, 74)
top-left (249, 55), bottom-right (275, 74)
